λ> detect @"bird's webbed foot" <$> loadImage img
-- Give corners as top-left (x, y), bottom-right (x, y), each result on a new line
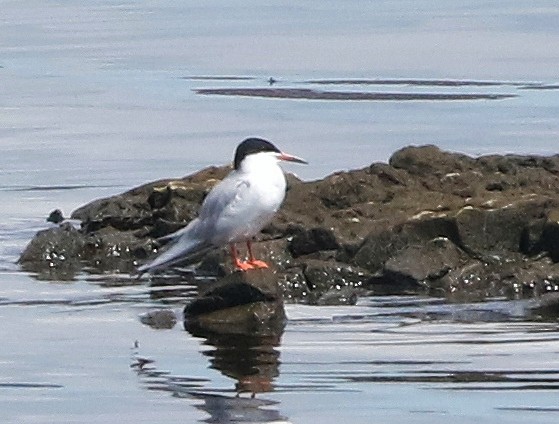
top-left (234, 259), bottom-right (256, 271)
top-left (246, 259), bottom-right (269, 269)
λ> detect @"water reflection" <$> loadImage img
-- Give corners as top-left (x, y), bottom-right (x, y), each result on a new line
top-left (185, 327), bottom-right (286, 423)
top-left (190, 328), bottom-right (282, 397)
top-left (134, 318), bottom-right (286, 423)
top-left (186, 390), bottom-right (285, 424)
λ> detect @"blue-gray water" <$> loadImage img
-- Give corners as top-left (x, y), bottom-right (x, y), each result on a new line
top-left (1, 1), bottom-right (559, 423)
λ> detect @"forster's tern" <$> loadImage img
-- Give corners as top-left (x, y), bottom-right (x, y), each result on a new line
top-left (138, 137), bottom-right (307, 274)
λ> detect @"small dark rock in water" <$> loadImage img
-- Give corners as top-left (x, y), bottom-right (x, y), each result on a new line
top-left (139, 309), bottom-right (177, 329)
top-left (47, 209), bottom-right (64, 224)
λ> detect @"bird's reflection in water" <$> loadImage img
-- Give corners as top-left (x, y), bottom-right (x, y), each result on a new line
top-left (187, 390), bottom-right (285, 424)
top-left (182, 322), bottom-right (287, 423)
top-left (195, 330), bottom-right (282, 397)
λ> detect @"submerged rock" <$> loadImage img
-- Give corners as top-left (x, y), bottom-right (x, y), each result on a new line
top-left (17, 145), bottom-right (559, 308)
top-left (139, 309), bottom-right (178, 329)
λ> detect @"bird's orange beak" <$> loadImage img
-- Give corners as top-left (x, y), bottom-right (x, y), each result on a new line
top-left (277, 152), bottom-right (308, 164)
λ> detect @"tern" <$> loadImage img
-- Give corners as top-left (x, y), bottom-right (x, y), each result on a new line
top-left (138, 137), bottom-right (307, 274)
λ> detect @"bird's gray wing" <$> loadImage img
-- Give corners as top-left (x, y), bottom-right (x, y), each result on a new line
top-left (137, 218), bottom-right (210, 274)
top-left (198, 173), bottom-right (260, 244)
top-left (137, 174), bottom-right (240, 275)
top-left (138, 171), bottom-right (256, 274)
top-left (197, 172), bottom-right (248, 221)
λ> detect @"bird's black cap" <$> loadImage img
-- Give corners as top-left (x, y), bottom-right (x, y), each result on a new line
top-left (233, 137), bottom-right (281, 170)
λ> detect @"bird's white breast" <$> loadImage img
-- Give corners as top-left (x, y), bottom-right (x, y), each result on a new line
top-left (207, 152), bottom-right (287, 245)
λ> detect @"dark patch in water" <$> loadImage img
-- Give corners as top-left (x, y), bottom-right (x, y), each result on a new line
top-left (181, 75), bottom-right (255, 81)
top-left (446, 384), bottom-right (559, 391)
top-left (305, 78), bottom-right (517, 87)
top-left (341, 359), bottom-right (468, 366)
top-left (0, 184), bottom-right (120, 192)
top-left (195, 88), bottom-right (516, 101)
top-left (497, 406), bottom-right (559, 412)
top-left (518, 84), bottom-right (559, 90)
top-left (329, 369), bottom-right (559, 388)
top-left (0, 382), bottom-right (63, 389)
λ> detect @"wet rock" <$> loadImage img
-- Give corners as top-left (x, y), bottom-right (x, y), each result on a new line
top-left (439, 256), bottom-right (559, 301)
top-left (18, 222), bottom-right (153, 277)
top-left (288, 226), bottom-right (339, 257)
top-left (72, 166), bottom-right (230, 235)
top-left (540, 209), bottom-right (559, 262)
top-left (46, 209), bottom-right (64, 224)
top-left (297, 259), bottom-right (368, 305)
top-left (315, 286), bottom-right (359, 306)
top-left (527, 292), bottom-right (559, 318)
top-left (185, 301), bottom-right (286, 336)
top-left (454, 197), bottom-right (550, 256)
top-left (389, 144), bottom-right (474, 177)
top-left (195, 251), bottom-right (228, 277)
top-left (139, 309), bottom-right (178, 329)
top-left (383, 237), bottom-right (469, 290)
top-left (19, 222), bottom-right (87, 269)
top-left (520, 218), bottom-right (546, 255)
top-left (277, 266), bottom-right (310, 303)
top-left (184, 269), bottom-right (286, 335)
top-left (353, 213), bottom-right (460, 273)
top-left (18, 146), bottom-right (559, 304)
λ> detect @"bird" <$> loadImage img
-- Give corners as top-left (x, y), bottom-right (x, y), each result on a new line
top-left (138, 137), bottom-right (307, 274)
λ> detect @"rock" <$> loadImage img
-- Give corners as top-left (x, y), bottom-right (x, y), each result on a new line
top-left (139, 309), bottom-right (178, 329)
top-left (454, 197), bottom-right (550, 256)
top-left (439, 256), bottom-right (559, 301)
top-left (288, 227), bottom-right (339, 257)
top-left (527, 292), bottom-right (559, 318)
top-left (389, 145), bottom-right (474, 177)
top-left (18, 222), bottom-right (87, 269)
top-left (185, 301), bottom-right (286, 336)
top-left (46, 209), bottom-right (64, 224)
top-left (353, 212), bottom-right (460, 273)
top-left (540, 209), bottom-right (559, 262)
top-left (383, 237), bottom-right (469, 290)
top-left (184, 269), bottom-right (286, 335)
top-left (18, 146), bottom-right (559, 304)
top-left (520, 218), bottom-right (546, 255)
top-left (72, 166), bottom-right (230, 235)
top-left (298, 259), bottom-right (369, 305)
top-left (18, 222), bottom-right (153, 277)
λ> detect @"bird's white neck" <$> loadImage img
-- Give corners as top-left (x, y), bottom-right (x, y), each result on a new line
top-left (238, 152), bottom-right (282, 175)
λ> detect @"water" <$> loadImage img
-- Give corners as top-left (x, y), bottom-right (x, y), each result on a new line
top-left (1, 1), bottom-right (559, 423)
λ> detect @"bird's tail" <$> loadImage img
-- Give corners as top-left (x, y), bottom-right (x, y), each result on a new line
top-left (137, 238), bottom-right (209, 275)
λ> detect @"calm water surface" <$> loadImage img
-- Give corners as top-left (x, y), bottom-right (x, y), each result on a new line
top-left (1, 1), bottom-right (559, 423)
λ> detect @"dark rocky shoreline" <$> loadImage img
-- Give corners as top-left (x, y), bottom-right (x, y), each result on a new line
top-left (18, 145), bottom-right (559, 311)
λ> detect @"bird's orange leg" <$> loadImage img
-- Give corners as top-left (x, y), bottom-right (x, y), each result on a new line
top-left (246, 240), bottom-right (269, 269)
top-left (230, 244), bottom-right (254, 271)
